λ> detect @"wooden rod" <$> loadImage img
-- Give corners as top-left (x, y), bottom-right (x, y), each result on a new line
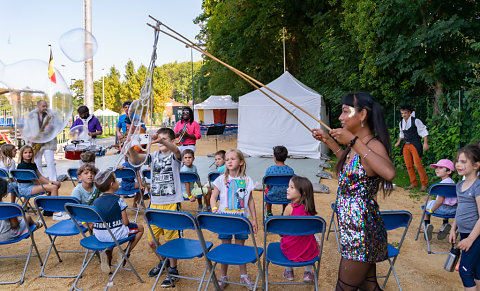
top-left (148, 18), bottom-right (331, 131)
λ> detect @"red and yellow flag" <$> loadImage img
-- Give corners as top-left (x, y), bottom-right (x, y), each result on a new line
top-left (48, 49), bottom-right (56, 84)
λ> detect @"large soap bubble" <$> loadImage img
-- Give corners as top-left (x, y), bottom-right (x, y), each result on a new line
top-left (128, 99), bottom-right (149, 127)
top-left (0, 59), bottom-right (73, 144)
top-left (59, 28), bottom-right (98, 62)
top-left (69, 124), bottom-right (89, 141)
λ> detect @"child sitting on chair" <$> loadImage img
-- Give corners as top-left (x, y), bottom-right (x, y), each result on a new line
top-left (0, 177), bottom-right (42, 242)
top-left (281, 176), bottom-right (319, 283)
top-left (424, 159), bottom-right (457, 240)
top-left (118, 156), bottom-right (143, 208)
top-left (71, 163), bottom-right (100, 205)
top-left (181, 149), bottom-right (207, 211)
top-left (0, 144), bottom-right (17, 203)
top-left (80, 151), bottom-right (96, 166)
top-left (205, 150), bottom-right (226, 212)
top-left (92, 169), bottom-right (144, 273)
top-left (265, 146), bottom-right (295, 217)
top-left (17, 145), bottom-right (63, 219)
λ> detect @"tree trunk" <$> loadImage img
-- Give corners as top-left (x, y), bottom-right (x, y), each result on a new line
top-left (433, 80), bottom-right (443, 116)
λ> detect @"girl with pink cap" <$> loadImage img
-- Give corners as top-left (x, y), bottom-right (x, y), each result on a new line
top-left (424, 158), bottom-right (456, 240)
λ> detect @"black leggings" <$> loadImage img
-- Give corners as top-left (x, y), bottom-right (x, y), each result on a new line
top-left (335, 258), bottom-right (382, 291)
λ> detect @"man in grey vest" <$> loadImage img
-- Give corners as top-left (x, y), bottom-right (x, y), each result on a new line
top-left (394, 104), bottom-right (429, 192)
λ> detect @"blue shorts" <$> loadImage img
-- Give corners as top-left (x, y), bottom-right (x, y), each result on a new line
top-left (18, 182), bottom-right (35, 196)
top-left (218, 233), bottom-right (248, 241)
top-left (426, 200), bottom-right (456, 216)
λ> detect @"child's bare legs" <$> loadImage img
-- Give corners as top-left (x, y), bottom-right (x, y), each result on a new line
top-left (24, 214), bottom-right (36, 226)
top-left (148, 239), bottom-right (164, 261)
top-left (266, 202), bottom-right (272, 215)
top-left (205, 188), bottom-right (211, 208)
top-left (220, 239), bottom-right (232, 276)
top-left (10, 192), bottom-right (16, 203)
top-left (236, 239), bottom-right (248, 275)
top-left (32, 184), bottom-right (58, 196)
top-left (127, 224), bottom-right (144, 254)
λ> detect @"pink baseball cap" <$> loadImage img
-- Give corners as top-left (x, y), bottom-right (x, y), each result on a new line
top-left (430, 159), bottom-right (454, 172)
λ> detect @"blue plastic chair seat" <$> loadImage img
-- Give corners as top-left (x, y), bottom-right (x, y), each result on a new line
top-left (79, 234), bottom-right (135, 251)
top-left (115, 187), bottom-right (139, 196)
top-left (207, 243), bottom-right (264, 265)
top-left (387, 243), bottom-right (399, 259)
top-left (264, 195), bottom-right (289, 205)
top-left (266, 242), bottom-right (318, 267)
top-left (420, 206), bottom-right (455, 219)
top-left (155, 238), bottom-right (213, 260)
top-left (44, 220), bottom-right (87, 237)
top-left (0, 224), bottom-right (36, 245)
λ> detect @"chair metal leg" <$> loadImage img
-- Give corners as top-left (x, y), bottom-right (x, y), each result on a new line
top-left (265, 261), bottom-right (269, 291)
top-left (151, 258), bottom-right (167, 290)
top-left (203, 261), bottom-right (217, 291)
top-left (389, 261), bottom-right (402, 291)
top-left (196, 264), bottom-right (209, 291)
top-left (71, 251), bottom-right (96, 291)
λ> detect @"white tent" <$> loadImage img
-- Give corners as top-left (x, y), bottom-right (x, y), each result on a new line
top-left (93, 108), bottom-right (119, 116)
top-left (238, 71), bottom-right (328, 159)
top-left (193, 95), bottom-right (238, 124)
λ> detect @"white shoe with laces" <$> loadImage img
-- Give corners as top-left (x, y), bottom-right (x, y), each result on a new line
top-left (52, 212), bottom-right (70, 221)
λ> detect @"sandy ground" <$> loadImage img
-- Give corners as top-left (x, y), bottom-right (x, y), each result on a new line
top-left (1, 136), bottom-right (464, 290)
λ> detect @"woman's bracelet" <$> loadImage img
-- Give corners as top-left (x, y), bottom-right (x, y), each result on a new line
top-left (212, 207), bottom-right (218, 213)
top-left (362, 149), bottom-right (372, 159)
top-left (188, 195), bottom-right (193, 199)
top-left (334, 147), bottom-right (342, 154)
top-left (349, 136), bottom-right (359, 147)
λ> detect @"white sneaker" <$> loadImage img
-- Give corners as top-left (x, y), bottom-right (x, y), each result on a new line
top-left (52, 212), bottom-right (70, 221)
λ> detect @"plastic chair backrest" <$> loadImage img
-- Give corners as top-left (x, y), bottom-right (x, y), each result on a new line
top-left (208, 172), bottom-right (220, 183)
top-left (0, 203), bottom-right (23, 219)
top-left (265, 216), bottom-right (325, 236)
top-left (381, 211), bottom-right (412, 231)
top-left (180, 172), bottom-right (200, 183)
top-left (145, 209), bottom-right (196, 231)
top-left (262, 175), bottom-right (294, 186)
top-left (114, 168), bottom-right (137, 179)
top-left (35, 196), bottom-right (80, 213)
top-left (11, 169), bottom-right (39, 181)
top-left (196, 213), bottom-right (251, 235)
top-left (64, 203), bottom-right (103, 223)
top-left (142, 169), bottom-right (151, 180)
top-left (67, 168), bottom-right (79, 179)
top-left (0, 168), bottom-right (8, 178)
top-left (428, 183), bottom-right (457, 198)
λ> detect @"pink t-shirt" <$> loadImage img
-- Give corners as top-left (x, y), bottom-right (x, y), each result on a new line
top-left (280, 204), bottom-right (319, 262)
top-left (440, 177), bottom-right (457, 206)
top-left (174, 120), bottom-right (201, 145)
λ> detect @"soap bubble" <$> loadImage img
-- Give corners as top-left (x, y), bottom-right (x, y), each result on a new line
top-left (59, 28), bottom-right (98, 62)
top-left (69, 124), bottom-right (89, 141)
top-left (0, 59), bottom-right (73, 144)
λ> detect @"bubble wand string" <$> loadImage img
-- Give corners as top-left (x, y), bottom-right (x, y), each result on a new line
top-left (147, 15), bottom-right (331, 132)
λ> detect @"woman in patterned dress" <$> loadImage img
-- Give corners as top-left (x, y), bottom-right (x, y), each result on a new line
top-left (312, 92), bottom-right (395, 290)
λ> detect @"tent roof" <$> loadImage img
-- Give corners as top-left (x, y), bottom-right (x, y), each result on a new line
top-left (195, 95), bottom-right (238, 110)
top-left (93, 108), bottom-right (119, 116)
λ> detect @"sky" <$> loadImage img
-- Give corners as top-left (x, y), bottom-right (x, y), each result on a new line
top-left (0, 0), bottom-right (204, 83)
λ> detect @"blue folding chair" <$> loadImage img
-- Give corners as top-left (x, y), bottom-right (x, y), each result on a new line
top-left (263, 215), bottom-right (326, 290)
top-left (11, 169), bottom-right (47, 213)
top-left (196, 213), bottom-right (264, 290)
top-left (34, 196), bottom-right (88, 278)
top-left (0, 168), bottom-right (18, 203)
top-left (114, 168), bottom-right (143, 222)
top-left (208, 171), bottom-right (221, 202)
top-left (414, 183), bottom-right (456, 254)
top-left (64, 203), bottom-right (143, 291)
top-left (378, 210), bottom-right (412, 291)
top-left (0, 203), bottom-right (43, 285)
top-left (326, 202), bottom-right (341, 252)
top-left (67, 168), bottom-right (80, 187)
top-left (180, 171), bottom-right (205, 210)
top-left (114, 168), bottom-right (140, 197)
top-left (262, 175), bottom-right (294, 222)
top-left (144, 209), bottom-right (216, 290)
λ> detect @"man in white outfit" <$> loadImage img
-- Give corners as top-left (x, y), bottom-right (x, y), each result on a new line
top-left (26, 100), bottom-right (58, 181)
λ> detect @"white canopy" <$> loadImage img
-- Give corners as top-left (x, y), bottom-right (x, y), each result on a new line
top-left (195, 95), bottom-right (238, 109)
top-left (238, 71), bottom-right (328, 159)
top-left (194, 95), bottom-right (238, 124)
top-left (93, 108), bottom-right (120, 117)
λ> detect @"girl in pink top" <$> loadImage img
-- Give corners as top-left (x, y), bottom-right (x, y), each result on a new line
top-left (174, 107), bottom-right (201, 153)
top-left (281, 176), bottom-right (319, 283)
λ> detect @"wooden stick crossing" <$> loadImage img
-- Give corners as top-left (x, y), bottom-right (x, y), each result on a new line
top-left (148, 16), bottom-right (331, 132)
